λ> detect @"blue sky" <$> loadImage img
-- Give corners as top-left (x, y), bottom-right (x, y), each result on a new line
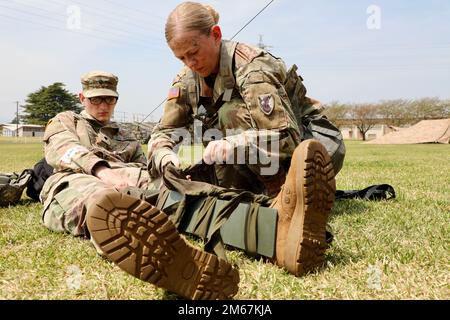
top-left (0, 0), bottom-right (449, 123)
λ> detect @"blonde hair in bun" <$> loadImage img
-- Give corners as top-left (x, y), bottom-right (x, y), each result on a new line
top-left (165, 2), bottom-right (220, 43)
top-left (202, 4), bottom-right (220, 24)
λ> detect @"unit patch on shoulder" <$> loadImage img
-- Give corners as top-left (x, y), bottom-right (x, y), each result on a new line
top-left (258, 94), bottom-right (275, 116)
top-left (167, 87), bottom-right (180, 101)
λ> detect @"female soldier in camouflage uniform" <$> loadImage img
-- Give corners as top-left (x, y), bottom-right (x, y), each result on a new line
top-left (149, 2), bottom-right (345, 194)
top-left (41, 70), bottom-right (239, 300)
top-left (146, 2), bottom-right (343, 277)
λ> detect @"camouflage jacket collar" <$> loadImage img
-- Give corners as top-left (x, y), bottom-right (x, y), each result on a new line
top-left (198, 40), bottom-right (237, 103)
top-left (218, 40), bottom-right (238, 90)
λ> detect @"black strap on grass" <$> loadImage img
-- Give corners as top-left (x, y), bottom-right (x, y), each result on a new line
top-left (335, 184), bottom-right (396, 201)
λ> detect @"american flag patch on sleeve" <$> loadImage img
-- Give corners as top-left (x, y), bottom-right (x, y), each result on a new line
top-left (167, 87), bottom-right (180, 100)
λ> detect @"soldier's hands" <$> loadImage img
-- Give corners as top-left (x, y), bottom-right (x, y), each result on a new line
top-left (160, 153), bottom-right (180, 172)
top-left (93, 165), bottom-right (133, 189)
top-left (203, 140), bottom-right (233, 165)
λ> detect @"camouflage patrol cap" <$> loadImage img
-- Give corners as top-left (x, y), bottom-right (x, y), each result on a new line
top-left (81, 70), bottom-right (119, 98)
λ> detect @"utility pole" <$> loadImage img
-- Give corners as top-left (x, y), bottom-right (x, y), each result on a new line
top-left (15, 101), bottom-right (19, 138)
top-left (257, 34), bottom-right (273, 51)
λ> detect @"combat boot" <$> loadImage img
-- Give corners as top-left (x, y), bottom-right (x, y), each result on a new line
top-left (85, 190), bottom-right (240, 300)
top-left (271, 139), bottom-right (336, 276)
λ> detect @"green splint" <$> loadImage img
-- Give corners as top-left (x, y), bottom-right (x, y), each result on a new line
top-left (161, 190), bottom-right (277, 258)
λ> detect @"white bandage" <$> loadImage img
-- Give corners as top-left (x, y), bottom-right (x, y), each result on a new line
top-left (60, 146), bottom-right (89, 164)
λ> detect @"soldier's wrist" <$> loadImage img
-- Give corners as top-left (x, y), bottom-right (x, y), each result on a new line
top-left (155, 148), bottom-right (178, 172)
top-left (92, 162), bottom-right (111, 177)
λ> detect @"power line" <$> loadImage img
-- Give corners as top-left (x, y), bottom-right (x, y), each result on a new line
top-left (138, 98), bottom-right (168, 124)
top-left (10, 0), bottom-right (160, 45)
top-left (0, 12), bottom-right (148, 50)
top-left (0, 2), bottom-right (164, 48)
top-left (230, 0), bottom-right (275, 40)
top-left (49, 0), bottom-right (164, 37)
top-left (0, 8), bottom-right (156, 50)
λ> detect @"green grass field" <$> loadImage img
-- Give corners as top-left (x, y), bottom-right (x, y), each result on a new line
top-left (0, 137), bottom-right (448, 300)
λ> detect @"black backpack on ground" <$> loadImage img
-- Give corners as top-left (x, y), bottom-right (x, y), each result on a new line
top-left (25, 158), bottom-right (54, 202)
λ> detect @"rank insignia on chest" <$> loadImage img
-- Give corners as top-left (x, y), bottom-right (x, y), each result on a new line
top-left (258, 94), bottom-right (275, 116)
top-left (168, 87), bottom-right (180, 100)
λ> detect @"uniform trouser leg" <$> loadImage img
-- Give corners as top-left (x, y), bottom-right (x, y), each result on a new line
top-left (158, 189), bottom-right (278, 259)
top-left (42, 174), bottom-right (111, 236)
top-left (41, 170), bottom-right (240, 300)
top-left (215, 98), bottom-right (265, 193)
top-left (42, 167), bottom-right (158, 237)
top-left (301, 113), bottom-right (346, 175)
top-left (214, 164), bottom-right (266, 195)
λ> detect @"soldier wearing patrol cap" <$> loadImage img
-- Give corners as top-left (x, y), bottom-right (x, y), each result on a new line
top-left (40, 70), bottom-right (239, 300)
top-left (144, 2), bottom-right (345, 277)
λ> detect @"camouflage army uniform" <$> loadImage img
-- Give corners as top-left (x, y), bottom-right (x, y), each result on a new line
top-left (41, 110), bottom-right (157, 236)
top-left (148, 40), bottom-right (345, 195)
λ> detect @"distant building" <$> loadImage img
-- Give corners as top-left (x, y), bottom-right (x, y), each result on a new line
top-left (340, 124), bottom-right (398, 141)
top-left (1, 124), bottom-right (45, 137)
top-left (119, 122), bottom-right (156, 143)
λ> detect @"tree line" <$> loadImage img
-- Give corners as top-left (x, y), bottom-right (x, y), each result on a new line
top-left (13, 83), bottom-right (450, 142)
top-left (14, 83), bottom-right (81, 125)
top-left (323, 98), bottom-right (450, 140)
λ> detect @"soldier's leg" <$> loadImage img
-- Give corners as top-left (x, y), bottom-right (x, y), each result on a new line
top-left (111, 166), bottom-right (162, 201)
top-left (85, 189), bottom-right (239, 300)
top-left (43, 170), bottom-right (239, 299)
top-left (216, 98), bottom-right (290, 196)
top-left (159, 190), bottom-right (279, 259)
top-left (42, 174), bottom-right (113, 236)
top-left (218, 100), bottom-right (339, 273)
top-left (302, 113), bottom-right (346, 175)
top-left (160, 139), bottom-right (335, 276)
top-left (213, 164), bottom-right (266, 194)
top-left (42, 166), bottom-right (161, 236)
top-left (270, 139), bottom-right (335, 276)
top-left (110, 166), bottom-right (161, 191)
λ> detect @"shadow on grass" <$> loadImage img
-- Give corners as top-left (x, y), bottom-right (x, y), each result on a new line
top-left (324, 245), bottom-right (363, 268)
top-left (0, 198), bottom-right (41, 209)
top-left (325, 200), bottom-right (372, 266)
top-left (16, 198), bottom-right (41, 206)
top-left (330, 199), bottom-right (371, 217)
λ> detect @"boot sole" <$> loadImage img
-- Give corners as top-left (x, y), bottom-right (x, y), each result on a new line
top-left (86, 191), bottom-right (239, 300)
top-left (284, 140), bottom-right (336, 276)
